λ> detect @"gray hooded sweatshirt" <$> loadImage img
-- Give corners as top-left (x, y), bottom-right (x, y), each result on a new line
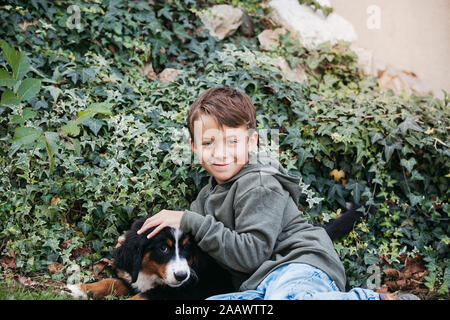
top-left (180, 152), bottom-right (346, 292)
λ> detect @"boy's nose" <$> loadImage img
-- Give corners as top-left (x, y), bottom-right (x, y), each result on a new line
top-left (212, 141), bottom-right (227, 158)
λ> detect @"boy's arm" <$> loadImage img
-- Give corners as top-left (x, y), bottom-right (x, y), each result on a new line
top-left (180, 186), bottom-right (287, 274)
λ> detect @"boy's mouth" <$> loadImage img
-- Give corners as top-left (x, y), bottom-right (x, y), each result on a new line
top-left (212, 163), bottom-right (231, 167)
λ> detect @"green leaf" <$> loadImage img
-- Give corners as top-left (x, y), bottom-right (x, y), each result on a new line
top-left (40, 131), bottom-right (59, 173)
top-left (10, 126), bottom-right (42, 155)
top-left (12, 51), bottom-right (30, 81)
top-left (0, 68), bottom-right (16, 87)
top-left (61, 120), bottom-right (80, 137)
top-left (1, 88), bottom-right (20, 106)
top-left (400, 158), bottom-right (417, 172)
top-left (408, 193), bottom-right (423, 207)
top-left (369, 131), bottom-right (383, 144)
top-left (384, 142), bottom-right (401, 162)
top-left (397, 117), bottom-right (424, 135)
top-left (87, 102), bottom-right (114, 116)
top-left (0, 40), bottom-right (30, 81)
top-left (17, 78), bottom-right (41, 101)
top-left (82, 118), bottom-right (103, 136)
top-left (44, 85), bottom-right (62, 103)
top-left (157, 6), bottom-right (173, 21)
top-left (9, 107), bottom-right (36, 125)
top-left (345, 180), bottom-right (366, 204)
top-left (76, 102), bottom-right (114, 124)
top-left (306, 56), bottom-right (319, 70)
top-left (62, 103), bottom-right (113, 137)
top-left (0, 40), bottom-right (16, 70)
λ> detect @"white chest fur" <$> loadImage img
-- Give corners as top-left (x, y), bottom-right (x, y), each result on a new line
top-left (131, 271), bottom-right (163, 292)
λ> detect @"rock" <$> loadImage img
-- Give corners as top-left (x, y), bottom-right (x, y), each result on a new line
top-left (270, 56), bottom-right (307, 83)
top-left (239, 12), bottom-right (255, 37)
top-left (199, 5), bottom-right (244, 40)
top-left (257, 28), bottom-right (287, 50)
top-left (377, 65), bottom-right (432, 96)
top-left (158, 68), bottom-right (184, 83)
top-left (268, 0), bottom-right (357, 49)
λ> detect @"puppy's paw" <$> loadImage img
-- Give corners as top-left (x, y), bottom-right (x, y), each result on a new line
top-left (66, 284), bottom-right (88, 299)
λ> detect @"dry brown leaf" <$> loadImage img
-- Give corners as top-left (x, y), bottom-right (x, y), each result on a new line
top-left (93, 258), bottom-right (114, 277)
top-left (50, 197), bottom-right (61, 206)
top-left (0, 251), bottom-right (16, 269)
top-left (403, 255), bottom-right (425, 274)
top-left (383, 268), bottom-right (400, 279)
top-left (48, 262), bottom-right (64, 274)
top-left (18, 276), bottom-right (38, 287)
top-left (380, 253), bottom-right (429, 293)
top-left (329, 169), bottom-right (345, 182)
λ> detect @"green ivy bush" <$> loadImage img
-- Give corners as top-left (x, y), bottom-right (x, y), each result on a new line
top-left (0, 0), bottom-right (448, 297)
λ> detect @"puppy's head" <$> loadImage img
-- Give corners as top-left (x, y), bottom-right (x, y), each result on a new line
top-left (130, 226), bottom-right (197, 288)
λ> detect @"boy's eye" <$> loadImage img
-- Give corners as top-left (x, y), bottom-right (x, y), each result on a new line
top-left (228, 139), bottom-right (238, 144)
top-left (203, 141), bottom-right (213, 146)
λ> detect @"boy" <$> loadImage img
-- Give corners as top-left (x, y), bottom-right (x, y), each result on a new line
top-left (135, 86), bottom-right (418, 300)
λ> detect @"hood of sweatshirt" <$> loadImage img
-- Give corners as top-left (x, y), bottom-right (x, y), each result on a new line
top-left (211, 152), bottom-right (302, 205)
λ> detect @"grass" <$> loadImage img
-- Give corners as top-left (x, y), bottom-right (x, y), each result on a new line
top-left (0, 276), bottom-right (74, 300)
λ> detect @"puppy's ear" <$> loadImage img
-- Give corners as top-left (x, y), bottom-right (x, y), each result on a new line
top-left (130, 232), bottom-right (153, 283)
top-left (131, 244), bottom-right (143, 283)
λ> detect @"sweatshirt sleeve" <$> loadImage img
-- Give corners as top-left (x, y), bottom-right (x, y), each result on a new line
top-left (180, 186), bottom-right (287, 273)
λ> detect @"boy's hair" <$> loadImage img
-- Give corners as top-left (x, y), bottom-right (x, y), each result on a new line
top-left (187, 86), bottom-right (256, 142)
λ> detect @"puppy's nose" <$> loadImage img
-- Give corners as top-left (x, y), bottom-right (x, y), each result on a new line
top-left (174, 271), bottom-right (188, 282)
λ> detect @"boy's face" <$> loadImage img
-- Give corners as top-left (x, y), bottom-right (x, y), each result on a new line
top-left (190, 114), bottom-right (258, 185)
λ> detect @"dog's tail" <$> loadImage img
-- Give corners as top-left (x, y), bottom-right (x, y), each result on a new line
top-left (322, 202), bottom-right (375, 241)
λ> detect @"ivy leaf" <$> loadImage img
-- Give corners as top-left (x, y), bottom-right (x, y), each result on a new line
top-left (408, 193), bottom-right (423, 207)
top-left (369, 131), bottom-right (384, 144)
top-left (44, 85), bottom-right (62, 103)
top-left (327, 183), bottom-right (344, 200)
top-left (329, 169), bottom-right (345, 182)
top-left (157, 6), bottom-right (173, 21)
top-left (345, 180), bottom-right (367, 204)
top-left (400, 158), bottom-right (417, 173)
top-left (397, 116), bottom-right (424, 136)
top-left (384, 142), bottom-right (402, 162)
top-left (296, 147), bottom-right (313, 167)
top-left (82, 118), bottom-right (104, 136)
top-left (80, 68), bottom-right (96, 84)
top-left (62, 103), bottom-right (113, 137)
top-left (305, 56), bottom-right (319, 69)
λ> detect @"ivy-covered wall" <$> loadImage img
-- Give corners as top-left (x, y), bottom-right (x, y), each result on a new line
top-left (0, 0), bottom-right (448, 298)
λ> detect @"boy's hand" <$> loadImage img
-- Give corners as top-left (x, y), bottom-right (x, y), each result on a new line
top-left (115, 235), bottom-right (126, 248)
top-left (137, 210), bottom-right (184, 239)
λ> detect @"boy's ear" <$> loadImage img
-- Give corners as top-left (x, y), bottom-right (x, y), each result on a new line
top-left (248, 130), bottom-right (258, 153)
top-left (189, 138), bottom-right (197, 153)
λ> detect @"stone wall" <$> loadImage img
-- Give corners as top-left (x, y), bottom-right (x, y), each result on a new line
top-left (330, 0), bottom-right (450, 98)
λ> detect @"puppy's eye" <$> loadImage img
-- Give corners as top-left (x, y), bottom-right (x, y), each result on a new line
top-left (160, 245), bottom-right (169, 254)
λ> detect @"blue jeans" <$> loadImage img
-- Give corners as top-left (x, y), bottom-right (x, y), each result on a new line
top-left (207, 263), bottom-right (380, 300)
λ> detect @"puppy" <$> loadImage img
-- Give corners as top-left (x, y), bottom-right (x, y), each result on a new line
top-left (67, 217), bottom-right (233, 300)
